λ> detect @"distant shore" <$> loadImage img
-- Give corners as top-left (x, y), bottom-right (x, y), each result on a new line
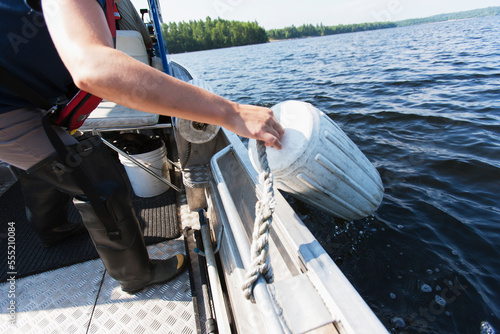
top-left (164, 6), bottom-right (499, 53)
top-left (267, 6), bottom-right (499, 41)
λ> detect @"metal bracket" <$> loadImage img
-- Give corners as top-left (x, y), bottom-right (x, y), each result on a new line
top-left (194, 224), bottom-right (224, 257)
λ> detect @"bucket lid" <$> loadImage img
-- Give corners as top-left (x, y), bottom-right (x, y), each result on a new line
top-left (249, 100), bottom-right (316, 174)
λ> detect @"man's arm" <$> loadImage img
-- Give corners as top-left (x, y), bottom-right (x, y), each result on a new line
top-left (42, 0), bottom-right (283, 149)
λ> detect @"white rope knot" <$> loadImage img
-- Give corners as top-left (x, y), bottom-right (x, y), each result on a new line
top-left (256, 197), bottom-right (275, 221)
top-left (242, 140), bottom-right (276, 302)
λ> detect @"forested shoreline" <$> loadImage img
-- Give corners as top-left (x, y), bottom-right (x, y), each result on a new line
top-left (396, 6), bottom-right (500, 26)
top-left (161, 17), bottom-right (267, 53)
top-left (267, 22), bottom-right (396, 40)
top-left (161, 6), bottom-right (500, 53)
top-left (267, 6), bottom-right (500, 40)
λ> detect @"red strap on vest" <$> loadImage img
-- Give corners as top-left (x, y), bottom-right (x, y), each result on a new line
top-left (114, 3), bottom-right (121, 20)
top-left (105, 0), bottom-right (117, 38)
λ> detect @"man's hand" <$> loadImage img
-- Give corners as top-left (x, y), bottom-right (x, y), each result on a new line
top-left (228, 103), bottom-right (284, 150)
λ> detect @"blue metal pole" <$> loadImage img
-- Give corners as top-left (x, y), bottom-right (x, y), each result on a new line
top-left (148, 0), bottom-right (171, 75)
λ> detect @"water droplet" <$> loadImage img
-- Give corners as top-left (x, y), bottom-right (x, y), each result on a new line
top-left (436, 285), bottom-right (441, 291)
top-left (427, 269), bottom-right (433, 275)
top-left (435, 268), bottom-right (440, 272)
top-left (480, 321), bottom-right (496, 334)
top-left (390, 293), bottom-right (396, 299)
top-left (421, 284), bottom-right (432, 293)
top-left (435, 295), bottom-right (446, 306)
top-left (391, 317), bottom-right (405, 328)
top-left (397, 224), bottom-right (404, 229)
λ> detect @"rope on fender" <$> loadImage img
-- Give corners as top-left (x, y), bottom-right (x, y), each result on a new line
top-left (242, 140), bottom-right (276, 302)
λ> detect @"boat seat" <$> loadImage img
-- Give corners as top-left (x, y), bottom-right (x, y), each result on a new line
top-left (80, 30), bottom-right (159, 130)
top-left (116, 30), bottom-right (163, 71)
top-left (116, 30), bottom-right (149, 65)
top-left (79, 101), bottom-right (159, 130)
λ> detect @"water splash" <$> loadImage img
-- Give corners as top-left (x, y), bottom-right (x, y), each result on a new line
top-left (480, 321), bottom-right (496, 334)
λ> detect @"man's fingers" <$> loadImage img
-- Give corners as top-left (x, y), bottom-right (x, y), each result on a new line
top-left (261, 131), bottom-right (282, 150)
top-left (261, 114), bottom-right (284, 150)
top-left (273, 119), bottom-right (285, 137)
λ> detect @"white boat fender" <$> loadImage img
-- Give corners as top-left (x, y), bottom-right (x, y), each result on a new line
top-left (249, 100), bottom-right (384, 221)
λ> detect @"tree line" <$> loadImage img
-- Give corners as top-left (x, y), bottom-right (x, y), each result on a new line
top-left (267, 22), bottom-right (397, 40)
top-left (396, 6), bottom-right (500, 27)
top-left (161, 17), bottom-right (267, 53)
top-left (266, 6), bottom-right (499, 40)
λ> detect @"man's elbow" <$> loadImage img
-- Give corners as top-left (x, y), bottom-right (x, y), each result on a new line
top-left (71, 70), bottom-right (96, 93)
top-left (68, 54), bottom-right (108, 93)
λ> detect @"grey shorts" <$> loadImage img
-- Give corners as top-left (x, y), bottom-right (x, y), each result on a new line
top-left (0, 108), bottom-right (77, 170)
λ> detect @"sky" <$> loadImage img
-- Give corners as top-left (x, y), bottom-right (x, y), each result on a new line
top-left (130, 0), bottom-right (500, 29)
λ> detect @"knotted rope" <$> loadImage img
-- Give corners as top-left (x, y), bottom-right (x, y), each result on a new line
top-left (242, 140), bottom-right (276, 302)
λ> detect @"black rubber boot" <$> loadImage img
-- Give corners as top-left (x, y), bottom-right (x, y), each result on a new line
top-left (73, 196), bottom-right (186, 294)
top-left (12, 166), bottom-right (87, 247)
top-left (23, 135), bottom-right (187, 292)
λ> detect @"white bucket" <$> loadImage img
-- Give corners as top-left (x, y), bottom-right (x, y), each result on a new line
top-left (249, 101), bottom-right (384, 221)
top-left (119, 141), bottom-right (170, 198)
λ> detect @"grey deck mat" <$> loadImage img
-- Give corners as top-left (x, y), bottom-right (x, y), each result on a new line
top-left (0, 181), bottom-right (179, 282)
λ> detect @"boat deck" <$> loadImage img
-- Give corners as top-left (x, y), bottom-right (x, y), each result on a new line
top-left (1, 241), bottom-right (194, 333)
top-left (0, 161), bottom-right (207, 334)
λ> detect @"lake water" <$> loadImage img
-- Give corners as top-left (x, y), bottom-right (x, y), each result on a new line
top-left (171, 16), bottom-right (500, 334)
